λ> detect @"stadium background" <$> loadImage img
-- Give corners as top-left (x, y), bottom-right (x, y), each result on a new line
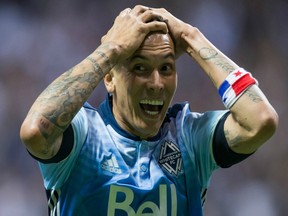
top-left (0, 0), bottom-right (287, 215)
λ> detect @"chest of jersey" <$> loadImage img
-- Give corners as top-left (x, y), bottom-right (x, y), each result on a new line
top-left (62, 124), bottom-right (188, 216)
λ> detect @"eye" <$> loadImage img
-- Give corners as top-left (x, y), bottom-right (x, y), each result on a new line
top-left (133, 64), bottom-right (148, 74)
top-left (160, 64), bottom-right (174, 75)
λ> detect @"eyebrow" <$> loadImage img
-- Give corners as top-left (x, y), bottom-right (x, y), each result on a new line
top-left (130, 53), bottom-right (175, 61)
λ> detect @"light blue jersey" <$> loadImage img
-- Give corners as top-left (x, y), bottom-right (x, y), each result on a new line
top-left (38, 97), bottom-right (227, 216)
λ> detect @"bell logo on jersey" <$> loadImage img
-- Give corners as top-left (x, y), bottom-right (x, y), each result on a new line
top-left (107, 184), bottom-right (177, 216)
top-left (158, 140), bottom-right (183, 176)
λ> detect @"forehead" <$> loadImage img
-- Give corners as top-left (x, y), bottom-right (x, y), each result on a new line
top-left (134, 32), bottom-right (175, 55)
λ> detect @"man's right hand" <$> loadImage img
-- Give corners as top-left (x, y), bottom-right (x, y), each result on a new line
top-left (101, 5), bottom-right (169, 64)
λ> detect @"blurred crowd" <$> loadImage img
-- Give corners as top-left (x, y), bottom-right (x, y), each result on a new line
top-left (0, 0), bottom-right (287, 215)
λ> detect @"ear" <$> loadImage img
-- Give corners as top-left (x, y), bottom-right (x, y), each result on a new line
top-left (104, 72), bottom-right (115, 93)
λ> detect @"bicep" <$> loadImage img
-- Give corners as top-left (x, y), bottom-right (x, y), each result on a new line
top-left (224, 86), bottom-right (278, 154)
top-left (213, 112), bottom-right (253, 168)
top-left (28, 125), bottom-right (76, 163)
top-left (20, 111), bottom-right (64, 160)
top-left (223, 113), bottom-right (252, 153)
top-left (26, 133), bottom-right (63, 160)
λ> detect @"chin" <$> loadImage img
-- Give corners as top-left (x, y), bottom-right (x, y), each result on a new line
top-left (138, 127), bottom-right (160, 139)
top-left (134, 118), bottom-right (162, 138)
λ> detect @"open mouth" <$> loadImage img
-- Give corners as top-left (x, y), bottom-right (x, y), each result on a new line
top-left (139, 99), bottom-right (164, 116)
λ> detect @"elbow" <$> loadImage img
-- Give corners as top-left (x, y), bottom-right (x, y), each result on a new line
top-left (229, 105), bottom-right (278, 154)
top-left (20, 116), bottom-right (63, 159)
top-left (263, 107), bottom-right (278, 135)
top-left (254, 107), bottom-right (279, 144)
top-left (20, 120), bottom-right (53, 158)
top-left (20, 120), bottom-right (44, 149)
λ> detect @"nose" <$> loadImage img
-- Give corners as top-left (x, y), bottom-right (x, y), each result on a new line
top-left (147, 70), bottom-right (164, 93)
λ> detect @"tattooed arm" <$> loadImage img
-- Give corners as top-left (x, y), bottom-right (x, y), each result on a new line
top-left (19, 45), bottom-right (116, 159)
top-left (20, 5), bottom-right (168, 159)
top-left (185, 30), bottom-right (278, 154)
top-left (154, 8), bottom-right (278, 154)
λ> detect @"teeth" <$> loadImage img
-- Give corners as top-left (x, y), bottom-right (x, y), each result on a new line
top-left (145, 110), bottom-right (159, 115)
top-left (139, 99), bottom-right (164, 106)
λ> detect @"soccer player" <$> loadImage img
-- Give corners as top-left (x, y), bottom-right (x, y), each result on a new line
top-left (20, 5), bottom-right (278, 216)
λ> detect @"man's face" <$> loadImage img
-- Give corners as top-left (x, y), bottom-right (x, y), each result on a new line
top-left (106, 33), bottom-right (177, 139)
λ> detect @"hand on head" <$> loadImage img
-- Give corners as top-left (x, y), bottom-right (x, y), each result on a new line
top-left (101, 5), bottom-right (169, 63)
top-left (150, 7), bottom-right (191, 58)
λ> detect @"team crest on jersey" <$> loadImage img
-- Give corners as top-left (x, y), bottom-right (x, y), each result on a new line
top-left (158, 140), bottom-right (183, 176)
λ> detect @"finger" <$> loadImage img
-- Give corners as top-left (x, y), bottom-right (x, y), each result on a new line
top-left (119, 8), bottom-right (131, 17)
top-left (140, 10), bottom-right (167, 24)
top-left (101, 35), bottom-right (106, 43)
top-left (145, 21), bottom-right (168, 34)
top-left (131, 5), bottom-right (151, 15)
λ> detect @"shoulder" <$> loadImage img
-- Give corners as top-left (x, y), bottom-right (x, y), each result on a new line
top-left (83, 102), bottom-right (97, 111)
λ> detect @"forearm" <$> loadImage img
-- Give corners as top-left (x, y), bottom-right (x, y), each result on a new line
top-left (182, 27), bottom-right (278, 153)
top-left (32, 45), bottom-right (115, 126)
top-left (20, 43), bottom-right (117, 157)
top-left (182, 26), bottom-right (239, 87)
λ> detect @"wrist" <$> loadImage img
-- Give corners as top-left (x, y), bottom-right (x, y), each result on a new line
top-left (94, 42), bottom-right (121, 67)
top-left (87, 42), bottom-right (122, 77)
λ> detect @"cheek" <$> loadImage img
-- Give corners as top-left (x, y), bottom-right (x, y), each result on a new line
top-left (118, 88), bottom-right (136, 111)
top-left (167, 77), bottom-right (177, 96)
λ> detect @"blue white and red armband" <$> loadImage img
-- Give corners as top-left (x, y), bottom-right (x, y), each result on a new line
top-left (218, 68), bottom-right (258, 109)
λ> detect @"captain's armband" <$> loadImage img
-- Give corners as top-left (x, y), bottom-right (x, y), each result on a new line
top-left (218, 68), bottom-right (258, 109)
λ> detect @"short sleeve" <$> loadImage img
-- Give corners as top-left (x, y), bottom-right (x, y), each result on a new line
top-left (180, 104), bottom-right (228, 188)
top-left (38, 107), bottom-right (89, 189)
top-left (212, 112), bottom-right (254, 168)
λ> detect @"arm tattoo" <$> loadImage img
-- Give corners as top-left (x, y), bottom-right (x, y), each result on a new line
top-left (198, 47), bottom-right (235, 74)
top-left (198, 47), bottom-right (218, 60)
top-left (244, 88), bottom-right (263, 103)
top-left (36, 65), bottom-right (99, 131)
top-left (38, 116), bottom-right (58, 156)
top-left (94, 50), bottom-right (112, 71)
top-left (29, 45), bottom-right (114, 155)
top-left (187, 47), bottom-right (196, 57)
top-left (25, 109), bottom-right (63, 157)
top-left (86, 56), bottom-right (105, 78)
top-left (213, 60), bottom-right (235, 74)
top-left (224, 129), bottom-right (244, 147)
